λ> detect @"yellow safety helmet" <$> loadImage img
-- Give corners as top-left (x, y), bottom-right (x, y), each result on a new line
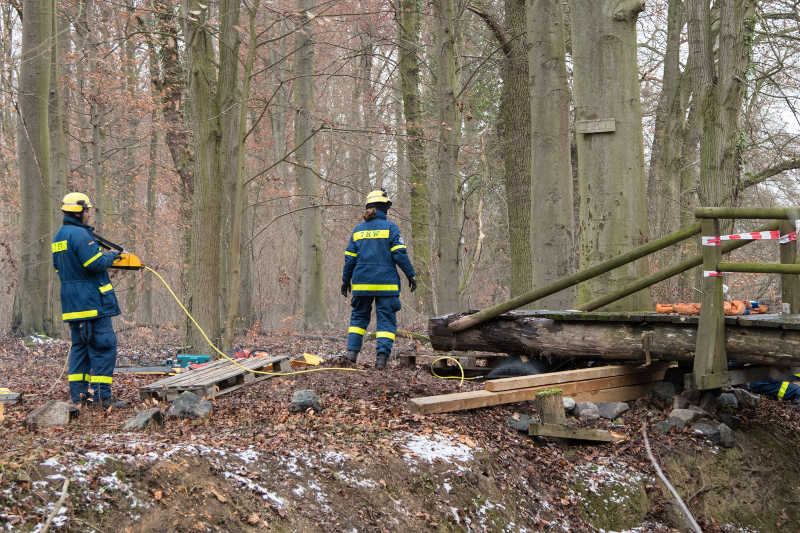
top-left (61, 192), bottom-right (93, 212)
top-left (364, 189), bottom-right (392, 208)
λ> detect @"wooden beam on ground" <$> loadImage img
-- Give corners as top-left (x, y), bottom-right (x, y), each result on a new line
top-left (486, 362), bottom-right (670, 392)
top-left (409, 371), bottom-right (665, 414)
top-left (529, 423), bottom-right (626, 442)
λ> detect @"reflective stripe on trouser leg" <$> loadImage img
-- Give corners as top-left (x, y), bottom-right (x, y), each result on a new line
top-left (87, 316), bottom-right (117, 400)
top-left (347, 296), bottom-right (373, 352)
top-left (68, 321), bottom-right (91, 402)
top-left (374, 296), bottom-right (399, 355)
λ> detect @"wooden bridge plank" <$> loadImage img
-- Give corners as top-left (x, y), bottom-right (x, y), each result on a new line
top-left (485, 363), bottom-right (669, 392)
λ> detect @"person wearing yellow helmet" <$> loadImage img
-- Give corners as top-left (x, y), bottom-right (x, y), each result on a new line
top-left (341, 189), bottom-right (416, 369)
top-left (52, 193), bottom-right (128, 410)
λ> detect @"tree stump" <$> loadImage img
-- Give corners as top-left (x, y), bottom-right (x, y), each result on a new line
top-left (535, 388), bottom-right (566, 425)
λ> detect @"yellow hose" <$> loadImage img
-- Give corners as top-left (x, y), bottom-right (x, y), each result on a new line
top-left (428, 356), bottom-right (478, 387)
top-left (144, 266), bottom-right (365, 376)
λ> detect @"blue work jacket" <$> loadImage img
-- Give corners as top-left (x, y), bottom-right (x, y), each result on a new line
top-left (342, 211), bottom-right (416, 296)
top-left (52, 216), bottom-right (120, 321)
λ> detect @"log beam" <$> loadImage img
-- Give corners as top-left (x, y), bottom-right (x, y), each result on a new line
top-left (430, 312), bottom-right (800, 366)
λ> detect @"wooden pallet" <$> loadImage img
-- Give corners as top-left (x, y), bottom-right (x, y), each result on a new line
top-left (139, 356), bottom-right (291, 401)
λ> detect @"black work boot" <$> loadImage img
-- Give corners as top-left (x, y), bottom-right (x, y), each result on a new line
top-left (346, 350), bottom-right (359, 363)
top-left (375, 352), bottom-right (389, 370)
top-left (96, 396), bottom-right (130, 409)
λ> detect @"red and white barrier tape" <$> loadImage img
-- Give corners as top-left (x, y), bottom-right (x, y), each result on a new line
top-left (703, 271), bottom-right (724, 277)
top-left (701, 230), bottom-right (782, 246)
top-left (779, 231), bottom-right (797, 244)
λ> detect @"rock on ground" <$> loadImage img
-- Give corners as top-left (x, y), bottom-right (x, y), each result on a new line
top-left (122, 408), bottom-right (165, 430)
top-left (508, 414), bottom-right (532, 433)
top-left (24, 400), bottom-right (72, 428)
top-left (668, 408), bottom-right (698, 429)
top-left (716, 392), bottom-right (739, 409)
top-left (289, 390), bottom-right (322, 413)
top-left (562, 397), bottom-right (576, 412)
top-left (574, 402), bottom-right (599, 421)
top-left (596, 402), bottom-right (629, 420)
top-left (731, 387), bottom-right (760, 408)
top-left (718, 423), bottom-right (735, 448)
top-left (167, 391), bottom-right (212, 419)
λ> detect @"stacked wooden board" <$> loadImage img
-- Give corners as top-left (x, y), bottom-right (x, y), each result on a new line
top-left (408, 362), bottom-right (671, 415)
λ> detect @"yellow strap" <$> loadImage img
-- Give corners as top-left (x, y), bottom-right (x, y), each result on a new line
top-left (352, 284), bottom-right (398, 292)
top-left (52, 240), bottom-right (67, 253)
top-left (348, 326), bottom-right (366, 335)
top-left (353, 230), bottom-right (389, 241)
top-left (390, 244), bottom-right (406, 252)
top-left (83, 251), bottom-right (102, 267)
top-left (68, 373), bottom-right (87, 382)
top-left (63, 309), bottom-right (98, 320)
top-left (376, 331), bottom-right (395, 340)
top-left (90, 375), bottom-right (113, 384)
top-left (778, 381), bottom-right (790, 398)
top-left (344, 251), bottom-right (357, 257)
top-left (99, 283), bottom-right (113, 294)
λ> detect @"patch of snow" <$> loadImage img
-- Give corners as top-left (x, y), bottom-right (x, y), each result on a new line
top-left (442, 482), bottom-right (452, 493)
top-left (293, 485), bottom-right (306, 496)
top-left (400, 433), bottom-right (475, 470)
top-left (322, 451), bottom-right (350, 465)
top-left (334, 471), bottom-right (377, 489)
top-left (40, 457), bottom-right (62, 468)
top-left (236, 447), bottom-right (259, 463)
top-left (222, 471), bottom-right (285, 509)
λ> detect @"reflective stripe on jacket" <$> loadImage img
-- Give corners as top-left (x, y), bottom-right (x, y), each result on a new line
top-left (52, 216), bottom-right (121, 321)
top-left (342, 210), bottom-right (415, 296)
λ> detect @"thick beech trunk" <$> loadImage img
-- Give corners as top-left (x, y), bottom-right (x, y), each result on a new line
top-left (430, 312), bottom-right (800, 366)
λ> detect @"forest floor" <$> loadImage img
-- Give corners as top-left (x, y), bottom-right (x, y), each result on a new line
top-left (1, 326), bottom-right (800, 533)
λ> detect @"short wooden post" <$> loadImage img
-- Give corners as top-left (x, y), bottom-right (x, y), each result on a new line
top-left (780, 219), bottom-right (799, 313)
top-left (535, 388), bottom-right (566, 425)
top-left (693, 218), bottom-right (728, 390)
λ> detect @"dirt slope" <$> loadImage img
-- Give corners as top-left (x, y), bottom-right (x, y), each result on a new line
top-left (1, 329), bottom-right (798, 532)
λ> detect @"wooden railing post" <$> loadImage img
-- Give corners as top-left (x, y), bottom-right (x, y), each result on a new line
top-left (693, 217), bottom-right (728, 390)
top-left (780, 219), bottom-right (799, 314)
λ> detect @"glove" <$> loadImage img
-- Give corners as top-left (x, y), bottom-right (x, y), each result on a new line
top-left (109, 251), bottom-right (122, 261)
top-left (341, 281), bottom-right (350, 297)
top-left (408, 277), bottom-right (417, 292)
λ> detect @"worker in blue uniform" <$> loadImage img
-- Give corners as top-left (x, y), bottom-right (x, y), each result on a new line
top-left (341, 189), bottom-right (416, 369)
top-left (748, 379), bottom-right (800, 405)
top-left (52, 193), bottom-right (128, 409)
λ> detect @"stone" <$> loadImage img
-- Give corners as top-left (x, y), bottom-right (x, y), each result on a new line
top-left (596, 402), bottom-right (629, 420)
top-left (508, 414), bottom-right (532, 433)
top-left (716, 392), bottom-right (739, 410)
top-left (166, 391), bottom-right (212, 419)
top-left (718, 412), bottom-right (742, 430)
top-left (289, 390), bottom-right (322, 413)
top-left (650, 382), bottom-right (676, 404)
top-left (692, 423), bottom-right (721, 444)
top-left (699, 392), bottom-right (718, 411)
top-left (668, 408), bottom-right (698, 428)
top-left (24, 401), bottom-right (72, 428)
top-left (718, 423), bottom-right (735, 448)
top-left (653, 420), bottom-right (673, 434)
top-left (674, 389), bottom-right (700, 410)
top-left (731, 388), bottom-right (760, 408)
top-left (574, 402), bottom-right (600, 421)
top-left (122, 408), bottom-right (165, 431)
top-left (562, 397), bottom-right (576, 413)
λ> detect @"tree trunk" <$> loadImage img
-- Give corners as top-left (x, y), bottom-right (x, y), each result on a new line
top-left (569, 0), bottom-right (650, 311)
top-left (123, 2), bottom-right (139, 316)
top-left (397, 0), bottom-right (433, 313)
top-left (429, 312), bottom-right (800, 365)
top-left (433, 0), bottom-right (461, 314)
top-left (688, 0), bottom-right (754, 222)
top-left (529, 0), bottom-right (574, 308)
top-left (184, 0), bottom-right (222, 351)
top-left (151, 0), bottom-right (194, 303)
top-left (294, 0), bottom-right (327, 329)
top-left (12, 0), bottom-right (53, 336)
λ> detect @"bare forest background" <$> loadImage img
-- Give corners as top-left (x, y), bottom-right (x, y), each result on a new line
top-left (1, 0), bottom-right (799, 351)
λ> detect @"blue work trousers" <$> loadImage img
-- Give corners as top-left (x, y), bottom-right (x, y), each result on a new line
top-left (67, 316), bottom-right (117, 402)
top-left (347, 295), bottom-right (401, 355)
